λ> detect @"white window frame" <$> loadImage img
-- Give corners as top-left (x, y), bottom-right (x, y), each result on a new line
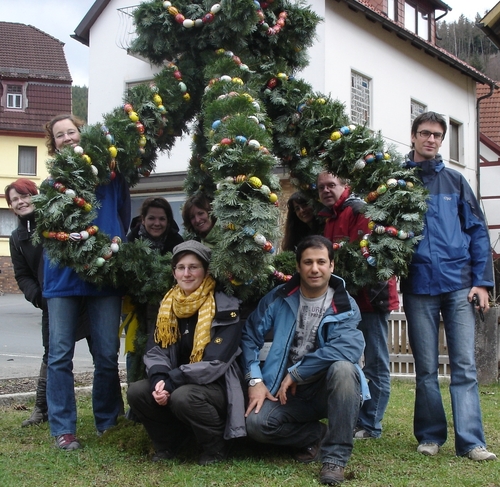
top-left (405, 1), bottom-right (430, 41)
top-left (387, 0), bottom-right (396, 21)
top-left (449, 119), bottom-right (463, 165)
top-left (18, 146), bottom-right (37, 176)
top-left (0, 209), bottom-right (18, 238)
top-left (351, 71), bottom-right (371, 127)
top-left (3, 82), bottom-right (26, 111)
top-left (410, 99), bottom-right (427, 126)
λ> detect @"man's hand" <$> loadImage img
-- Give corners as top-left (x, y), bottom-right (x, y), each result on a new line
top-left (276, 373), bottom-right (297, 405)
top-left (468, 286), bottom-right (490, 312)
top-left (152, 379), bottom-right (170, 406)
top-left (245, 381), bottom-right (277, 417)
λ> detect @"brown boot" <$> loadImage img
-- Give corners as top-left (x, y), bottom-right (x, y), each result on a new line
top-left (320, 463), bottom-right (345, 485)
top-left (22, 362), bottom-right (48, 427)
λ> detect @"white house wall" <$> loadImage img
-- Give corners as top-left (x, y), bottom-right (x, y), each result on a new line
top-left (316, 0), bottom-right (478, 189)
top-left (87, 0), bottom-right (191, 173)
top-left (86, 0), bottom-right (480, 187)
top-left (480, 140), bottom-right (500, 254)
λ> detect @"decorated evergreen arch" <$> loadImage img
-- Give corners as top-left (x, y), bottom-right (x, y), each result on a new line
top-left (34, 0), bottom-right (427, 307)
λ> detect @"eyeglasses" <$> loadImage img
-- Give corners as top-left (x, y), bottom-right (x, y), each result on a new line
top-left (318, 183), bottom-right (337, 192)
top-left (54, 129), bottom-right (79, 140)
top-left (174, 265), bottom-right (203, 273)
top-left (416, 130), bottom-right (444, 141)
top-left (10, 194), bottom-right (32, 204)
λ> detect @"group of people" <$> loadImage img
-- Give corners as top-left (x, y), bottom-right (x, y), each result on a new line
top-left (6, 111), bottom-right (496, 485)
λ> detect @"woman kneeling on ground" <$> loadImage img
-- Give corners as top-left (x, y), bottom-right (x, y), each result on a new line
top-left (127, 240), bottom-right (246, 464)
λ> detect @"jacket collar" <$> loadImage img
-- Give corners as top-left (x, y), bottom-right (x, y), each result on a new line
top-left (276, 272), bottom-right (352, 315)
top-left (317, 187), bottom-right (351, 219)
top-left (17, 214), bottom-right (36, 240)
top-left (405, 151), bottom-right (445, 184)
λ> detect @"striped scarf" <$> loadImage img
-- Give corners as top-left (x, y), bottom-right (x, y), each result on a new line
top-left (154, 275), bottom-right (216, 363)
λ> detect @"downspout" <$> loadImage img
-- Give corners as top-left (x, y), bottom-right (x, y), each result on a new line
top-left (476, 83), bottom-right (496, 301)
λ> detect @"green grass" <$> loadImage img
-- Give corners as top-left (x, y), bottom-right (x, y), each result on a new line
top-left (1, 380), bottom-right (499, 486)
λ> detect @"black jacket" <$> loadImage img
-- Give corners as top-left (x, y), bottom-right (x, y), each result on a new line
top-left (9, 215), bottom-right (44, 309)
top-left (126, 223), bottom-right (183, 255)
top-left (10, 214), bottom-right (90, 343)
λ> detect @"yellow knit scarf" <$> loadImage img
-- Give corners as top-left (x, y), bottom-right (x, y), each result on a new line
top-left (154, 274), bottom-right (216, 363)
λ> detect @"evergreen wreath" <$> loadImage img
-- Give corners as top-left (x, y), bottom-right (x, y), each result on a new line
top-left (33, 0), bottom-right (428, 305)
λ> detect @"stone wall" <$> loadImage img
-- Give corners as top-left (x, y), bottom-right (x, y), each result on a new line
top-left (0, 256), bottom-right (20, 294)
top-left (475, 306), bottom-right (499, 385)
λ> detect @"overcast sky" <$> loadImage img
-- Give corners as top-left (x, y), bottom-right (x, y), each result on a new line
top-left (1, 0), bottom-right (499, 87)
top-left (3, 0), bottom-right (95, 86)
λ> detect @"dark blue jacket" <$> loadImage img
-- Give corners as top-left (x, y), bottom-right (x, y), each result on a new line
top-left (401, 153), bottom-right (493, 295)
top-left (43, 175), bottom-right (131, 297)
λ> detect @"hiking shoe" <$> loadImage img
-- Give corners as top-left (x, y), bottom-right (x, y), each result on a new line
top-left (152, 449), bottom-right (175, 462)
top-left (21, 406), bottom-right (48, 427)
top-left (198, 447), bottom-right (228, 466)
top-left (293, 423), bottom-right (327, 464)
top-left (466, 446), bottom-right (497, 461)
top-left (417, 443), bottom-right (439, 456)
top-left (320, 463), bottom-right (345, 485)
top-left (55, 434), bottom-right (81, 451)
top-left (353, 426), bottom-right (373, 439)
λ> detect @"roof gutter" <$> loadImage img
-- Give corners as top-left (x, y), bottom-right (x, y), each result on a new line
top-left (340, 0), bottom-right (494, 85)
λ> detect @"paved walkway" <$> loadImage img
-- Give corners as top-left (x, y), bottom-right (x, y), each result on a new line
top-left (0, 293), bottom-right (126, 379)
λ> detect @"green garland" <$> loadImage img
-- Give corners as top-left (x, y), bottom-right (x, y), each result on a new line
top-left (33, 0), bottom-right (427, 303)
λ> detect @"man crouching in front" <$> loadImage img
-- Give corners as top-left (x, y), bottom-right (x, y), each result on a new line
top-left (241, 235), bottom-right (368, 485)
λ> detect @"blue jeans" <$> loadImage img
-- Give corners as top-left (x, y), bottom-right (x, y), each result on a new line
top-left (245, 361), bottom-right (362, 467)
top-left (356, 311), bottom-right (390, 438)
top-left (47, 295), bottom-right (123, 436)
top-left (403, 289), bottom-right (486, 456)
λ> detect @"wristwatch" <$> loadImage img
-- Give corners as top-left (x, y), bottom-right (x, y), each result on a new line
top-left (248, 378), bottom-right (263, 387)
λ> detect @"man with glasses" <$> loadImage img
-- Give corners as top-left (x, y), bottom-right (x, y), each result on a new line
top-left (402, 111), bottom-right (496, 461)
top-left (317, 172), bottom-right (399, 441)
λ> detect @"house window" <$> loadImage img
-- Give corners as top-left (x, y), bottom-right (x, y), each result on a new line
top-left (387, 0), bottom-right (397, 21)
top-left (126, 79), bottom-right (153, 94)
top-left (0, 209), bottom-right (17, 238)
top-left (7, 85), bottom-right (23, 109)
top-left (18, 147), bottom-right (37, 175)
top-left (405, 2), bottom-right (416, 32)
top-left (351, 71), bottom-right (371, 126)
top-left (410, 100), bottom-right (426, 126)
top-left (449, 120), bottom-right (462, 163)
top-left (417, 10), bottom-right (430, 41)
top-left (405, 2), bottom-right (430, 40)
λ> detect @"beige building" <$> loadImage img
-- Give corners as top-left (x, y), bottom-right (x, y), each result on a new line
top-left (0, 22), bottom-right (72, 293)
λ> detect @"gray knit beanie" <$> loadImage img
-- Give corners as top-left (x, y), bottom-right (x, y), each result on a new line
top-left (172, 240), bottom-right (211, 264)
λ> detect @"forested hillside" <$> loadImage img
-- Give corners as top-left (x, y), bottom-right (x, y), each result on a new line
top-left (72, 85), bottom-right (88, 122)
top-left (437, 14), bottom-right (500, 79)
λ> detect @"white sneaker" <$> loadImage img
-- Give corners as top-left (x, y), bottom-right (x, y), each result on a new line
top-left (353, 427), bottom-right (373, 439)
top-left (417, 443), bottom-right (439, 456)
top-left (466, 446), bottom-right (497, 461)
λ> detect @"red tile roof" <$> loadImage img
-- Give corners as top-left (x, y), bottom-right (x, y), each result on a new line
top-left (0, 22), bottom-right (72, 133)
top-left (0, 22), bottom-right (71, 81)
top-left (478, 83), bottom-right (500, 146)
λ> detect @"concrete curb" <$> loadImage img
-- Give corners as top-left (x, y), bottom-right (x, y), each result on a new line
top-left (0, 383), bottom-right (128, 407)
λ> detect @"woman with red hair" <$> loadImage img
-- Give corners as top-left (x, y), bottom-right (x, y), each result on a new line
top-left (6, 178), bottom-right (49, 426)
top-left (6, 178), bottom-right (90, 427)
